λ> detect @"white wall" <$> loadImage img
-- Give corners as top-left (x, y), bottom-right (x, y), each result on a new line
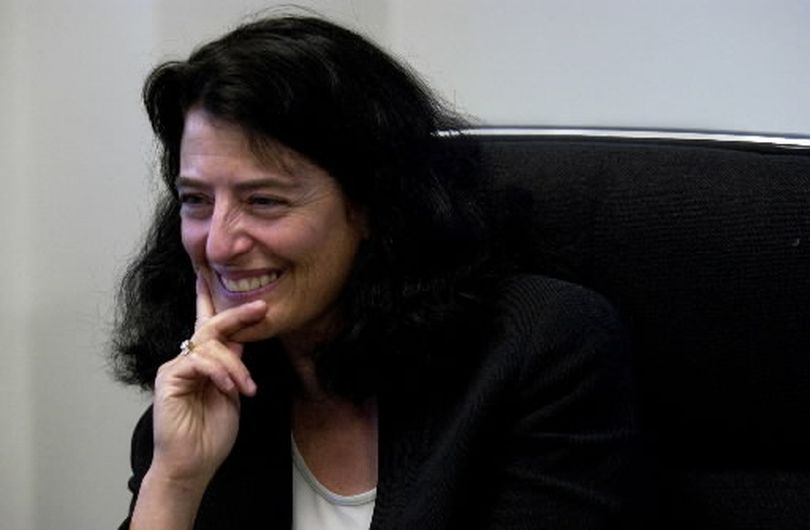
top-left (2, 1), bottom-right (156, 528)
top-left (2, 1), bottom-right (807, 528)
top-left (1, 2), bottom-right (34, 528)
top-left (387, 0), bottom-right (810, 135)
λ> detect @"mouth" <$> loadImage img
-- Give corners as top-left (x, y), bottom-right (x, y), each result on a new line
top-left (218, 270), bottom-right (282, 294)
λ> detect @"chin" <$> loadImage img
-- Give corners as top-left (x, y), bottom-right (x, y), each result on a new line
top-left (230, 319), bottom-right (278, 344)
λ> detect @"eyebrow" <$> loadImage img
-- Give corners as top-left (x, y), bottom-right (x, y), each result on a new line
top-left (174, 176), bottom-right (298, 192)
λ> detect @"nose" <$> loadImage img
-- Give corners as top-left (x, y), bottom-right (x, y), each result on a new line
top-left (205, 201), bottom-right (253, 264)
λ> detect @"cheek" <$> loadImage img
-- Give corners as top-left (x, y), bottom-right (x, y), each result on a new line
top-left (264, 215), bottom-right (325, 260)
top-left (293, 219), bottom-right (362, 279)
top-left (281, 223), bottom-right (349, 267)
top-left (180, 222), bottom-right (208, 266)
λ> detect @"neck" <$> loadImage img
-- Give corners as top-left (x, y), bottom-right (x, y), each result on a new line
top-left (279, 327), bottom-right (332, 400)
top-left (292, 394), bottom-right (378, 496)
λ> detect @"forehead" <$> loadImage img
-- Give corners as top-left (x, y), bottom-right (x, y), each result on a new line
top-left (178, 107), bottom-right (310, 181)
top-left (180, 108), bottom-right (255, 161)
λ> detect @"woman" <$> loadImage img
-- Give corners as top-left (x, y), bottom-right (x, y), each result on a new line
top-left (113, 15), bottom-right (640, 530)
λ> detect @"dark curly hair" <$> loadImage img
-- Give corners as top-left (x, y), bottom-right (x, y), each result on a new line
top-left (111, 15), bottom-right (502, 400)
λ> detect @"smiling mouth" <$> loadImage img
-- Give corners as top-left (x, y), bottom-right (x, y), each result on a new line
top-left (220, 271), bottom-right (281, 293)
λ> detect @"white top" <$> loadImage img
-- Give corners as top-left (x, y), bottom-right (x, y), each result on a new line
top-left (291, 435), bottom-right (376, 530)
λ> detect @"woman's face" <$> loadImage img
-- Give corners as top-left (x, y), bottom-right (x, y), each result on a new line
top-left (177, 107), bottom-right (366, 351)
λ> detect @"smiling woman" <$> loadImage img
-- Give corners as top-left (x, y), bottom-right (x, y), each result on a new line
top-left (177, 107), bottom-right (367, 351)
top-left (111, 14), bottom-right (642, 530)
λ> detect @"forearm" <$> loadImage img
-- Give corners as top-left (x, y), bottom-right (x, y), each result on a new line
top-left (129, 466), bottom-right (207, 530)
top-left (127, 292), bottom-right (264, 528)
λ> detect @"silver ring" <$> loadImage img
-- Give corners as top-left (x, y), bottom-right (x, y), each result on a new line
top-left (179, 339), bottom-right (195, 357)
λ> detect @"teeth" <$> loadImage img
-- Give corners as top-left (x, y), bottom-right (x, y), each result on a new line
top-left (222, 272), bottom-right (278, 293)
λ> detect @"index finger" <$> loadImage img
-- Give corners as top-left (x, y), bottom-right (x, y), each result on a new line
top-left (196, 273), bottom-right (216, 329)
top-left (196, 299), bottom-right (268, 342)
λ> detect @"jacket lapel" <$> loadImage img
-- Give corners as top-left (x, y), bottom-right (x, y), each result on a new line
top-left (371, 390), bottom-right (438, 530)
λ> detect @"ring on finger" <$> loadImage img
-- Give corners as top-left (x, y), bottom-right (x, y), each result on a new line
top-left (178, 339), bottom-right (195, 357)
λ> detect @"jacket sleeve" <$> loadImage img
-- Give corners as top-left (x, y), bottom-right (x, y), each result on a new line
top-left (118, 406), bottom-right (154, 530)
top-left (478, 278), bottom-right (645, 529)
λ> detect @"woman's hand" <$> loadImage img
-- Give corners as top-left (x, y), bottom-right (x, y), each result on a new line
top-left (130, 276), bottom-right (267, 529)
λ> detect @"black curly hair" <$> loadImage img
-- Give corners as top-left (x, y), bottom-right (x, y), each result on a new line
top-left (111, 15), bottom-right (502, 400)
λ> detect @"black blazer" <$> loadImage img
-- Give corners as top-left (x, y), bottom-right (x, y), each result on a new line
top-left (121, 276), bottom-right (642, 529)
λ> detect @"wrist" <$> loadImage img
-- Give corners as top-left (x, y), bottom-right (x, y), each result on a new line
top-left (130, 465), bottom-right (209, 530)
top-left (143, 462), bottom-right (211, 500)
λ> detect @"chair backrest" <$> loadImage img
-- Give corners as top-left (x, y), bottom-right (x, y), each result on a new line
top-left (475, 129), bottom-right (810, 528)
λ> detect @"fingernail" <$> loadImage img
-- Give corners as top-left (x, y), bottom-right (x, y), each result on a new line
top-left (245, 376), bottom-right (257, 395)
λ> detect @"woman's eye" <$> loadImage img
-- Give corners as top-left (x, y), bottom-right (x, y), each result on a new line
top-left (179, 193), bottom-right (205, 205)
top-left (248, 196), bottom-right (283, 208)
top-left (178, 193), bottom-right (212, 216)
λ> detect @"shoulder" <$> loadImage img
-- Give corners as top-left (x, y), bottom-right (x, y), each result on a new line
top-left (490, 274), bottom-right (625, 348)
top-left (495, 274), bottom-right (620, 320)
top-left (481, 274), bottom-right (632, 402)
top-left (440, 276), bottom-right (642, 527)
